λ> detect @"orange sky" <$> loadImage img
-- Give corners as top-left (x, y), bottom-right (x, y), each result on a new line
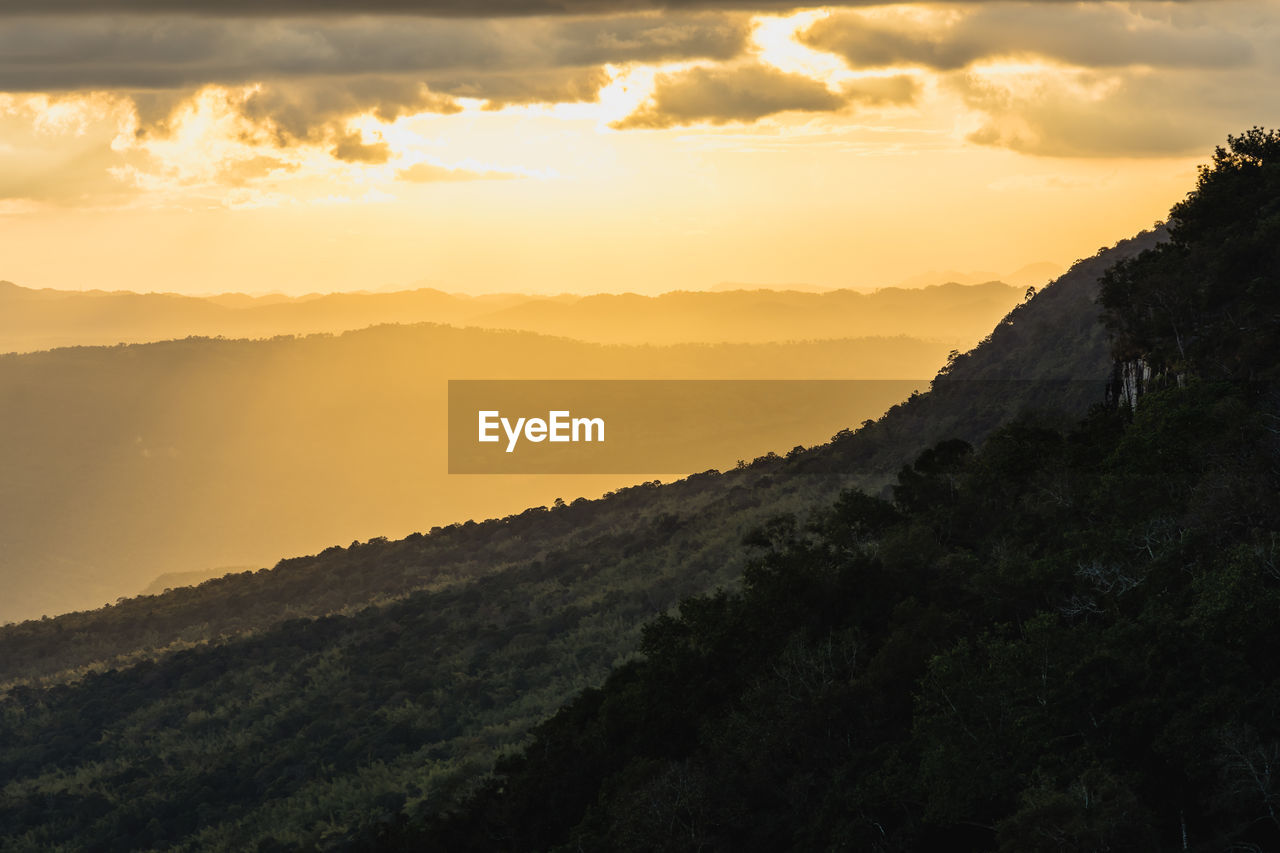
top-left (1, 2), bottom-right (1274, 296)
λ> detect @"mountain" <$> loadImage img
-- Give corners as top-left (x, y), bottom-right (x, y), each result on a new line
top-left (408, 130), bottom-right (1280, 852)
top-left (138, 568), bottom-right (257, 597)
top-left (0, 280), bottom-right (1024, 354)
top-left (707, 281), bottom-right (831, 293)
top-left (0, 329), bottom-right (947, 624)
top-left (0, 210), bottom-right (1162, 850)
top-left (466, 283), bottom-right (1024, 345)
top-left (894, 261), bottom-right (1063, 290)
top-left (0, 283), bottom-right (534, 354)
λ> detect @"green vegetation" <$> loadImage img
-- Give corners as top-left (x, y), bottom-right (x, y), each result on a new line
top-left (413, 377), bottom-right (1278, 850)
top-left (0, 228), bottom-right (1148, 850)
top-left (1101, 126), bottom-right (1280, 382)
top-left (0, 222), bottom-right (1141, 681)
top-left (385, 128), bottom-right (1280, 851)
top-left (0, 226), bottom-right (1139, 679)
top-left (0, 236), bottom-right (1147, 849)
top-left (4, 127), bottom-right (1264, 853)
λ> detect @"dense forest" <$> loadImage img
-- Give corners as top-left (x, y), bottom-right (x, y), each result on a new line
top-left (389, 128), bottom-right (1280, 850)
top-left (0, 243), bottom-right (1143, 848)
top-left (0, 227), bottom-right (1150, 850)
top-left (5, 125), bottom-right (1268, 851)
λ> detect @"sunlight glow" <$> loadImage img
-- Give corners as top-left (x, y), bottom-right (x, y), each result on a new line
top-left (753, 10), bottom-right (850, 82)
top-left (0, 2), bottom-right (1241, 295)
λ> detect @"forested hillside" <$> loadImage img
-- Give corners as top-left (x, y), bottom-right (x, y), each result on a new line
top-left (0, 130), bottom-right (1215, 849)
top-left (396, 129), bottom-right (1280, 851)
top-left (0, 228), bottom-right (1153, 849)
top-left (0, 225), bottom-right (1149, 686)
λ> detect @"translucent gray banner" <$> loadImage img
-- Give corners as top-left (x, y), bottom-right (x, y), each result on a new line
top-left (448, 379), bottom-right (929, 474)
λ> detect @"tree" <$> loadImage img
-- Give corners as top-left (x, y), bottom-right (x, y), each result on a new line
top-left (1099, 127), bottom-right (1280, 382)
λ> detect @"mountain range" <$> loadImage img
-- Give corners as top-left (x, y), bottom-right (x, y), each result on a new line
top-left (0, 219), bottom-right (1164, 850)
top-left (0, 280), bottom-right (1025, 353)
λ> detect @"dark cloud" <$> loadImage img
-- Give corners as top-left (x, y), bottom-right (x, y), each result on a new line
top-left (839, 74), bottom-right (919, 106)
top-left (115, 79), bottom-right (461, 164)
top-left (612, 63), bottom-right (848, 129)
top-left (548, 13), bottom-right (748, 64)
top-left (0, 0), bottom-right (1054, 16)
top-left (0, 12), bottom-right (748, 147)
top-left (120, 79), bottom-right (460, 162)
top-left (0, 0), bottom-right (616, 13)
top-left (234, 79), bottom-right (461, 146)
top-left (428, 67), bottom-right (612, 108)
top-left (0, 13), bottom-right (749, 93)
top-left (127, 89), bottom-right (192, 136)
top-left (802, 17), bottom-right (979, 72)
top-left (0, 17), bottom-right (507, 91)
top-left (2, 13), bottom-right (746, 154)
top-left (801, 4), bottom-right (1255, 72)
top-left (0, 0), bottom-right (1228, 17)
top-left (330, 130), bottom-right (392, 163)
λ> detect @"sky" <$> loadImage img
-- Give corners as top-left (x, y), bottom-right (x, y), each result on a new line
top-left (0, 1), bottom-right (1276, 296)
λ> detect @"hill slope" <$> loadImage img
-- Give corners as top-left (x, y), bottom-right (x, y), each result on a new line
top-left (0, 329), bottom-right (948, 624)
top-left (396, 130), bottom-right (1280, 851)
top-left (0, 227), bottom-right (1161, 850)
top-left (0, 228), bottom-right (1155, 680)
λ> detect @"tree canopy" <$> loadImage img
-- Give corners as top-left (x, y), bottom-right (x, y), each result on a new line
top-left (1100, 127), bottom-right (1280, 381)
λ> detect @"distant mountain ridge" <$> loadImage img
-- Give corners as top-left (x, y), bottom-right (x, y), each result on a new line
top-left (0, 327), bottom-right (951, 624)
top-left (0, 279), bottom-right (1024, 352)
top-left (894, 260), bottom-right (1063, 289)
top-left (469, 282), bottom-right (1023, 345)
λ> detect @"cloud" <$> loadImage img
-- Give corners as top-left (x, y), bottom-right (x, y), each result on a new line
top-left (395, 162), bottom-right (516, 182)
top-left (216, 155), bottom-right (299, 186)
top-left (330, 130), bottom-right (391, 164)
top-left (801, 4), bottom-right (1256, 72)
top-left (0, 13), bottom-right (750, 94)
top-left (117, 80), bottom-right (461, 167)
top-left (429, 67), bottom-right (613, 108)
top-left (613, 63), bottom-right (850, 129)
top-left (952, 65), bottom-right (1280, 158)
top-left (6, 0), bottom-right (1255, 16)
top-left (233, 79), bottom-right (461, 147)
top-left (1, 0), bottom-right (1275, 178)
top-left (840, 74), bottom-right (919, 107)
top-left (0, 0), bottom-right (998, 16)
top-left (548, 12), bottom-right (749, 64)
top-left (789, 1), bottom-right (1280, 159)
top-left (0, 11), bottom-right (754, 154)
